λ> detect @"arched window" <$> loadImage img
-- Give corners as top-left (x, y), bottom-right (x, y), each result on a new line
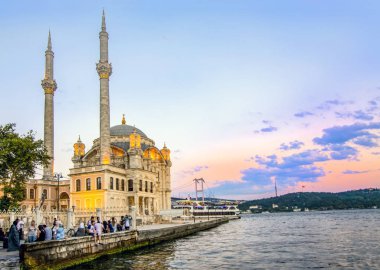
top-left (29, 189), bottom-right (35, 199)
top-left (110, 177), bottom-right (114, 190)
top-left (42, 189), bottom-right (48, 199)
top-left (121, 179), bottom-right (125, 191)
top-left (116, 178), bottom-right (120, 190)
top-left (128, 179), bottom-right (133, 191)
top-left (96, 177), bottom-right (101, 190)
top-left (145, 181), bottom-right (148, 192)
top-left (150, 182), bottom-right (153, 193)
top-left (76, 179), bottom-right (81, 192)
top-left (139, 180), bottom-right (143, 191)
top-left (86, 178), bottom-right (91, 191)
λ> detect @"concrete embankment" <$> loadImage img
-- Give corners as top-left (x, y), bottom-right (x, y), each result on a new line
top-left (20, 218), bottom-right (229, 270)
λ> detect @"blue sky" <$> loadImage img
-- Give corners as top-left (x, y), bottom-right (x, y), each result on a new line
top-left (1, 1), bottom-right (380, 199)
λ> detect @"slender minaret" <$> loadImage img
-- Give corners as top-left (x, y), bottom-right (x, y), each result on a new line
top-left (96, 10), bottom-right (112, 164)
top-left (41, 31), bottom-right (57, 179)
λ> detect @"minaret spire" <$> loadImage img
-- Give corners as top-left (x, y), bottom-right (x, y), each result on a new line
top-left (96, 10), bottom-right (112, 165)
top-left (47, 30), bottom-right (52, 51)
top-left (41, 31), bottom-right (57, 179)
top-left (102, 9), bottom-right (106, 31)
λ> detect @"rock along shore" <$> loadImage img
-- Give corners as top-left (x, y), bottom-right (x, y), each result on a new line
top-left (20, 218), bottom-right (229, 270)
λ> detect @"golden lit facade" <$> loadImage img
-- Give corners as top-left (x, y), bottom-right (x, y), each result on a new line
top-left (69, 118), bottom-right (172, 219)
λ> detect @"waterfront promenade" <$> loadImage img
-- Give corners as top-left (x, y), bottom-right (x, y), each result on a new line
top-left (12, 217), bottom-right (229, 269)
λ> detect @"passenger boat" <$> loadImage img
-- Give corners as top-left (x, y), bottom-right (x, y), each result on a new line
top-left (173, 200), bottom-right (241, 217)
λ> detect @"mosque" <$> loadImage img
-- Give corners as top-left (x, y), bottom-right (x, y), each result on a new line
top-left (16, 12), bottom-right (172, 218)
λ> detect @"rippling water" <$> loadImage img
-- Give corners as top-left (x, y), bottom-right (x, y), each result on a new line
top-left (71, 209), bottom-right (380, 269)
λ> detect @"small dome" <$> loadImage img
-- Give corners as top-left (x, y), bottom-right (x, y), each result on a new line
top-left (110, 124), bottom-right (147, 138)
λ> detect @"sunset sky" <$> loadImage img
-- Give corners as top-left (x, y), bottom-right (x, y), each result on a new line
top-left (1, 1), bottom-right (380, 199)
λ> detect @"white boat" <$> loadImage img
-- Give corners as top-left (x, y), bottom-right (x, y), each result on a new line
top-left (173, 200), bottom-right (241, 217)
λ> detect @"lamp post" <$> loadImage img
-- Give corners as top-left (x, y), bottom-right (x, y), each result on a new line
top-left (54, 172), bottom-right (62, 211)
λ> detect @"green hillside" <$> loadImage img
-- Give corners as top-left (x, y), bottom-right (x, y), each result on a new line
top-left (239, 188), bottom-right (380, 212)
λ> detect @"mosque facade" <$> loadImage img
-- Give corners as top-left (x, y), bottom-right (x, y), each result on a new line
top-left (12, 12), bottom-right (172, 218)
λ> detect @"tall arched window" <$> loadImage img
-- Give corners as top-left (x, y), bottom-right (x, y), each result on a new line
top-left (150, 182), bottom-right (153, 193)
top-left (145, 181), bottom-right (148, 192)
top-left (76, 179), bottom-right (81, 191)
top-left (29, 189), bottom-right (35, 199)
top-left (110, 177), bottom-right (114, 190)
top-left (121, 179), bottom-right (125, 191)
top-left (128, 179), bottom-right (133, 191)
top-left (96, 177), bottom-right (102, 190)
top-left (86, 178), bottom-right (91, 191)
top-left (42, 189), bottom-right (48, 199)
top-left (116, 178), bottom-right (120, 190)
top-left (139, 180), bottom-right (143, 191)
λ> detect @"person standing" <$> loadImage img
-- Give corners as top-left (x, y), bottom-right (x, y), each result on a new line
top-left (7, 220), bottom-right (20, 251)
top-left (94, 220), bottom-right (104, 245)
top-left (17, 219), bottom-right (25, 240)
top-left (27, 220), bottom-right (37, 243)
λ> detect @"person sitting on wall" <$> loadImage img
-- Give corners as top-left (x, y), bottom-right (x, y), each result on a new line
top-left (107, 220), bottom-right (114, 233)
top-left (102, 220), bottom-right (108, 234)
top-left (56, 224), bottom-right (65, 240)
top-left (75, 222), bottom-right (86, 237)
top-left (36, 225), bottom-right (46, 242)
top-left (88, 221), bottom-right (95, 237)
top-left (44, 225), bottom-right (52, 240)
top-left (125, 216), bottom-right (130, 230)
top-left (116, 221), bottom-right (122, 232)
top-left (27, 220), bottom-right (37, 243)
top-left (7, 220), bottom-right (20, 252)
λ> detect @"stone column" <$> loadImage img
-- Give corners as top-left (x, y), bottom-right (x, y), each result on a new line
top-left (142, 197), bottom-right (145, 216)
top-left (35, 208), bottom-right (43, 225)
top-left (67, 208), bottom-right (73, 229)
top-left (96, 208), bottom-right (102, 221)
top-left (131, 206), bottom-right (136, 230)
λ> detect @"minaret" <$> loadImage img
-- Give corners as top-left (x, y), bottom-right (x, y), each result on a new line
top-left (96, 10), bottom-right (112, 165)
top-left (41, 31), bottom-right (57, 179)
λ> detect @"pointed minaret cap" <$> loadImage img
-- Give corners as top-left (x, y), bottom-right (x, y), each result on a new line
top-left (102, 9), bottom-right (106, 31)
top-left (163, 142), bottom-right (167, 148)
top-left (122, 114), bottom-right (126, 125)
top-left (47, 30), bottom-right (52, 50)
top-left (77, 135), bottom-right (82, 143)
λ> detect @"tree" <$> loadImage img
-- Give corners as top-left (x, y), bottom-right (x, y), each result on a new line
top-left (0, 123), bottom-right (50, 210)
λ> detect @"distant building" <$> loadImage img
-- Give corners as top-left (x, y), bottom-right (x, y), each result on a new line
top-left (249, 205), bottom-right (262, 210)
top-left (272, 204), bottom-right (279, 209)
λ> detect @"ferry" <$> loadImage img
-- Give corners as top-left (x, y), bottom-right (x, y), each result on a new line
top-left (173, 200), bottom-right (241, 217)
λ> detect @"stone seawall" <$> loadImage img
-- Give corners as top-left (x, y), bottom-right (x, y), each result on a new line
top-left (20, 218), bottom-right (229, 270)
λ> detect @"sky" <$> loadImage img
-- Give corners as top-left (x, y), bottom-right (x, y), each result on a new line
top-left (1, 1), bottom-right (380, 200)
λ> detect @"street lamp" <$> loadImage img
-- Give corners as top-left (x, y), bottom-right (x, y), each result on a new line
top-left (54, 172), bottom-right (62, 212)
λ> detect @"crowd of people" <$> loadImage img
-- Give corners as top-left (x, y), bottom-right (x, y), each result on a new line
top-left (2, 215), bottom-right (132, 251)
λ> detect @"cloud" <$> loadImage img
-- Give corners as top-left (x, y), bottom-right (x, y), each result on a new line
top-left (313, 122), bottom-right (380, 146)
top-left (335, 110), bottom-right (374, 121)
top-left (260, 126), bottom-right (278, 133)
top-left (279, 140), bottom-right (304, 151)
top-left (294, 111), bottom-right (313, 118)
top-left (327, 144), bottom-right (358, 160)
top-left (342, 169), bottom-right (369, 174)
top-left (353, 134), bottom-right (379, 147)
top-left (181, 165), bottom-right (209, 176)
top-left (242, 150), bottom-right (328, 187)
top-left (316, 99), bottom-right (352, 110)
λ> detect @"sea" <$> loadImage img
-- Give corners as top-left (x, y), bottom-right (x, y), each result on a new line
top-left (71, 209), bottom-right (380, 270)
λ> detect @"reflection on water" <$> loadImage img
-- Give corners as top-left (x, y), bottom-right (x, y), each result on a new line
top-left (70, 209), bottom-right (380, 270)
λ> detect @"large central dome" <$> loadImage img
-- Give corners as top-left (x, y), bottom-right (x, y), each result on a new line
top-left (110, 124), bottom-right (147, 138)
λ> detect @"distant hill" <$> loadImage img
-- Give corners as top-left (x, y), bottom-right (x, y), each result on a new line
top-left (239, 188), bottom-right (380, 212)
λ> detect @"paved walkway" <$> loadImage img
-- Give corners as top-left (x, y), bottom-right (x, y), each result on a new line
top-left (0, 241), bottom-right (23, 270)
